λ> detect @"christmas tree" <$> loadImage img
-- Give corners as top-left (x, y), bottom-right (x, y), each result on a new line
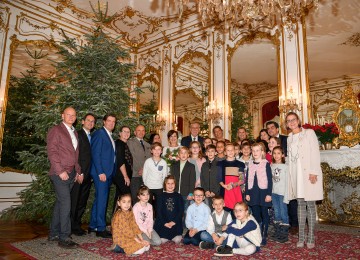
top-left (1, 4), bottom-right (135, 223)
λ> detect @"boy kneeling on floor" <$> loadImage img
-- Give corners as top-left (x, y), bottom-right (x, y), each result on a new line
top-left (199, 195), bottom-right (232, 250)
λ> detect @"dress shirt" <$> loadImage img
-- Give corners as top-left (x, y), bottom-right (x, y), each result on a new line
top-left (104, 127), bottom-right (115, 151)
top-left (63, 122), bottom-right (78, 150)
top-left (185, 202), bottom-right (211, 231)
top-left (206, 210), bottom-right (233, 237)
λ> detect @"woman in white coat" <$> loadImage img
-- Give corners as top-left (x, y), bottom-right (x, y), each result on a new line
top-left (284, 112), bottom-right (323, 249)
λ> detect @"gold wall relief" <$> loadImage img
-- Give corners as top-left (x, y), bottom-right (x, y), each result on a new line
top-left (49, 0), bottom-right (93, 20)
top-left (137, 65), bottom-right (161, 88)
top-left (213, 33), bottom-right (224, 60)
top-left (163, 45), bottom-right (171, 76)
top-left (138, 48), bottom-right (161, 71)
top-left (174, 32), bottom-right (209, 59)
top-left (0, 7), bottom-right (10, 33)
top-left (108, 6), bottom-right (164, 48)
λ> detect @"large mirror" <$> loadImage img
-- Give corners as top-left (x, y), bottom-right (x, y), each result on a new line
top-left (230, 36), bottom-right (278, 139)
top-left (173, 51), bottom-right (210, 137)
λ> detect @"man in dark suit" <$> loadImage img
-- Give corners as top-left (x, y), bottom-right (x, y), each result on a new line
top-left (181, 122), bottom-right (204, 148)
top-left (266, 120), bottom-right (298, 228)
top-left (127, 124), bottom-right (151, 204)
top-left (70, 113), bottom-right (96, 236)
top-left (266, 121), bottom-right (288, 156)
top-left (47, 107), bottom-right (81, 249)
top-left (89, 114), bottom-right (117, 238)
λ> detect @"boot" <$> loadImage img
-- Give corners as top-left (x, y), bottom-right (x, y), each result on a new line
top-left (261, 223), bottom-right (268, 246)
top-left (269, 222), bottom-right (280, 241)
top-left (279, 225), bottom-right (289, 243)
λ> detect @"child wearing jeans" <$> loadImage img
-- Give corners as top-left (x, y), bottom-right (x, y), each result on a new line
top-left (214, 202), bottom-right (261, 257)
top-left (183, 187), bottom-right (211, 246)
top-left (270, 146), bottom-right (290, 243)
top-left (111, 194), bottom-right (150, 256)
top-left (133, 186), bottom-right (161, 246)
top-left (199, 195), bottom-right (233, 250)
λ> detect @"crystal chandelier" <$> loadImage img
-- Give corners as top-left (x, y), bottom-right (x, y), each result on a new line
top-left (172, 0), bottom-right (319, 30)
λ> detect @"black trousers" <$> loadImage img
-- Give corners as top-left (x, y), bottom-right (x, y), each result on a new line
top-left (112, 171), bottom-right (131, 212)
top-left (70, 173), bottom-right (92, 231)
top-left (288, 199), bottom-right (299, 227)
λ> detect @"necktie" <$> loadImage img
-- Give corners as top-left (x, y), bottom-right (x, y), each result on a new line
top-left (193, 137), bottom-right (196, 141)
top-left (140, 140), bottom-right (145, 151)
top-left (87, 133), bottom-right (91, 142)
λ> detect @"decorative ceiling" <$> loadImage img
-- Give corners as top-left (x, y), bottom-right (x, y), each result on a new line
top-left (9, 0), bottom-right (360, 90)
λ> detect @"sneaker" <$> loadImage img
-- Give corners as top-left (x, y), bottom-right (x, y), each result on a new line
top-left (199, 241), bottom-right (215, 250)
top-left (214, 245), bottom-right (233, 256)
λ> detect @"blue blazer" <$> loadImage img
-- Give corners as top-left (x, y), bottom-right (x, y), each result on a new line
top-left (90, 127), bottom-right (116, 177)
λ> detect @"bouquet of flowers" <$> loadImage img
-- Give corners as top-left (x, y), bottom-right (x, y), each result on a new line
top-left (162, 147), bottom-right (180, 167)
top-left (302, 122), bottom-right (339, 144)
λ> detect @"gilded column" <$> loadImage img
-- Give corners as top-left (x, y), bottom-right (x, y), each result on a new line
top-left (278, 21), bottom-right (310, 126)
top-left (159, 44), bottom-right (173, 144)
top-left (212, 31), bottom-right (231, 139)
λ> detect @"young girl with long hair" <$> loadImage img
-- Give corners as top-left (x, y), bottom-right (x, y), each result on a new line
top-left (245, 142), bottom-right (273, 246)
top-left (133, 186), bottom-right (161, 246)
top-left (154, 175), bottom-right (184, 244)
top-left (111, 194), bottom-right (150, 256)
top-left (189, 141), bottom-right (206, 187)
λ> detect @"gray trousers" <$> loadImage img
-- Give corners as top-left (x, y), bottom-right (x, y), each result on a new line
top-left (49, 170), bottom-right (76, 241)
top-left (297, 198), bottom-right (316, 244)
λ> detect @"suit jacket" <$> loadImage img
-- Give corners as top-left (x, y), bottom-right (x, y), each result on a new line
top-left (181, 135), bottom-right (204, 148)
top-left (127, 137), bottom-right (151, 178)
top-left (90, 127), bottom-right (116, 177)
top-left (47, 122), bottom-right (81, 175)
top-left (279, 134), bottom-right (288, 156)
top-left (171, 161), bottom-right (196, 196)
top-left (77, 129), bottom-right (92, 177)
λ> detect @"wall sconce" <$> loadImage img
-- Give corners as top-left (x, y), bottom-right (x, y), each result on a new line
top-left (153, 110), bottom-right (167, 131)
top-left (279, 86), bottom-right (303, 116)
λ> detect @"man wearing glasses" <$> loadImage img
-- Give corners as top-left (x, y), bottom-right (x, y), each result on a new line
top-left (181, 122), bottom-right (204, 148)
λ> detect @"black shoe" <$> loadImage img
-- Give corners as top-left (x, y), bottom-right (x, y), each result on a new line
top-left (214, 245), bottom-right (233, 256)
top-left (199, 241), bottom-right (215, 250)
top-left (58, 239), bottom-right (78, 249)
top-left (88, 227), bottom-right (97, 234)
top-left (261, 237), bottom-right (267, 246)
top-left (48, 235), bottom-right (59, 242)
top-left (96, 230), bottom-right (112, 238)
top-left (72, 228), bottom-right (86, 236)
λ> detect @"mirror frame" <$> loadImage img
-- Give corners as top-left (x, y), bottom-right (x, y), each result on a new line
top-left (333, 84), bottom-right (360, 147)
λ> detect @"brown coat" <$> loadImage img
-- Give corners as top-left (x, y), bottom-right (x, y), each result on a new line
top-left (111, 210), bottom-right (144, 255)
top-left (47, 123), bottom-right (81, 175)
top-left (286, 128), bottom-right (324, 202)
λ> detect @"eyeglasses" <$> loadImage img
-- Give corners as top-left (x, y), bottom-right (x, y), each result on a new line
top-left (286, 118), bottom-right (298, 123)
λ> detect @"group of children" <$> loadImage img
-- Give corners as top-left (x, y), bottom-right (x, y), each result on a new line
top-left (111, 139), bottom-right (289, 257)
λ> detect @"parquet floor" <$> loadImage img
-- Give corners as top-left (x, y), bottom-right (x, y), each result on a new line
top-left (0, 220), bottom-right (48, 259)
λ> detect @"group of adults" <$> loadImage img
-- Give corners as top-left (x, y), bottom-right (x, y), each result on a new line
top-left (47, 107), bottom-right (322, 249)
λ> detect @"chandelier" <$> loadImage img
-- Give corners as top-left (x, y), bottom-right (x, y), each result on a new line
top-left (172, 0), bottom-right (319, 30)
top-left (278, 86), bottom-right (302, 116)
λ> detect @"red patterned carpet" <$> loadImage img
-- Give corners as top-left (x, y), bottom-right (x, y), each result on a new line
top-left (9, 225), bottom-right (360, 259)
top-left (80, 229), bottom-right (360, 259)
